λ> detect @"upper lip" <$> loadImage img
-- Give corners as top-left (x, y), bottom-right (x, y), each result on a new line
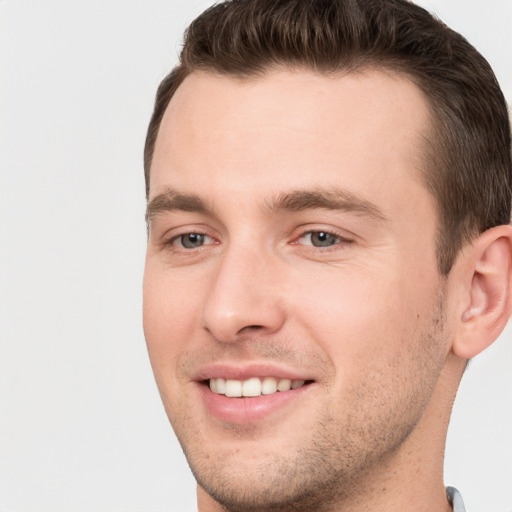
top-left (194, 362), bottom-right (315, 382)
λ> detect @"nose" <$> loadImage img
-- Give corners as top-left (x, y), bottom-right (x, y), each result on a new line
top-left (201, 243), bottom-right (286, 343)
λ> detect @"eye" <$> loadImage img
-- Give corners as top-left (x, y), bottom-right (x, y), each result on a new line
top-left (172, 233), bottom-right (214, 249)
top-left (298, 231), bottom-right (345, 247)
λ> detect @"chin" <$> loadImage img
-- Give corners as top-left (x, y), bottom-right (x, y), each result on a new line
top-left (192, 454), bottom-right (349, 512)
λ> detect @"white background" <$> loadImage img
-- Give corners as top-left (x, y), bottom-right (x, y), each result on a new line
top-left (1, 1), bottom-right (511, 511)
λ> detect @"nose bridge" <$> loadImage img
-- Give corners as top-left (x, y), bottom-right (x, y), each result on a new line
top-left (201, 237), bottom-right (285, 342)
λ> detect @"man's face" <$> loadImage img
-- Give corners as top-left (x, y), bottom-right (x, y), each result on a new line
top-left (143, 69), bottom-right (452, 510)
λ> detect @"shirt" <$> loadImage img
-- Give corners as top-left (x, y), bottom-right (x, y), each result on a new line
top-left (447, 486), bottom-right (466, 512)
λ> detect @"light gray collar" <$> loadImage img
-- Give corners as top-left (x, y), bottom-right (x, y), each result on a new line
top-left (446, 487), bottom-right (466, 512)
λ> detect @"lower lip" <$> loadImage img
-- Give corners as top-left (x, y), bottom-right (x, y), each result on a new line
top-left (198, 383), bottom-right (313, 425)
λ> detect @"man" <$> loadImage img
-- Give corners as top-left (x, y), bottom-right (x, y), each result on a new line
top-left (142, 0), bottom-right (512, 510)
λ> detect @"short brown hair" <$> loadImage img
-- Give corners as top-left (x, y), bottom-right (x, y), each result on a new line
top-left (144, 0), bottom-right (512, 274)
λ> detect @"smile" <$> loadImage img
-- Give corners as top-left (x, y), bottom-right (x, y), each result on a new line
top-left (197, 368), bottom-right (315, 424)
top-left (209, 377), bottom-right (307, 397)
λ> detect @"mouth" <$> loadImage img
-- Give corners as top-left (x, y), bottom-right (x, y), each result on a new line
top-left (208, 376), bottom-right (312, 397)
top-left (196, 371), bottom-right (315, 424)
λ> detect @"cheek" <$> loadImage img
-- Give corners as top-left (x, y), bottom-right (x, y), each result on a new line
top-left (142, 263), bottom-right (201, 374)
top-left (292, 265), bottom-right (447, 439)
top-left (142, 266), bottom-right (205, 429)
top-left (289, 263), bottom-right (437, 374)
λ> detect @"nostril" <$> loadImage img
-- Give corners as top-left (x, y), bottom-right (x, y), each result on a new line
top-left (238, 324), bottom-right (264, 334)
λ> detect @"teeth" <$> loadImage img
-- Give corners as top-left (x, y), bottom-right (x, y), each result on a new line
top-left (261, 377), bottom-right (277, 395)
top-left (277, 378), bottom-right (291, 391)
top-left (291, 379), bottom-right (305, 389)
top-left (209, 377), bottom-right (307, 397)
top-left (216, 378), bottom-right (226, 394)
top-left (242, 377), bottom-right (261, 397)
top-left (225, 379), bottom-right (242, 397)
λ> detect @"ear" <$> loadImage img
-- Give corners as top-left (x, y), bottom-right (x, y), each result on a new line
top-left (452, 225), bottom-right (512, 359)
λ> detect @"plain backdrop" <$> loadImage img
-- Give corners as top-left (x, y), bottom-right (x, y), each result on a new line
top-left (1, 1), bottom-right (511, 511)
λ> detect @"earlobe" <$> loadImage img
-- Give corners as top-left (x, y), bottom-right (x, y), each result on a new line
top-left (453, 225), bottom-right (512, 359)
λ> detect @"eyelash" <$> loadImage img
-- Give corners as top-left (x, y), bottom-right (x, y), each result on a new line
top-left (293, 229), bottom-right (353, 250)
top-left (166, 231), bottom-right (217, 251)
top-left (164, 228), bottom-right (352, 253)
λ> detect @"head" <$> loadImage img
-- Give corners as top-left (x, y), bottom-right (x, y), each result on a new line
top-left (142, 1), bottom-right (512, 511)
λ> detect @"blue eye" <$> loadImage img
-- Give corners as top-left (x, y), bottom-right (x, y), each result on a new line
top-left (174, 233), bottom-right (210, 249)
top-left (301, 231), bottom-right (342, 247)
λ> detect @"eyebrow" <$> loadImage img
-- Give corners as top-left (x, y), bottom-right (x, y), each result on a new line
top-left (146, 187), bottom-right (388, 225)
top-left (146, 190), bottom-right (213, 224)
top-left (265, 189), bottom-right (388, 222)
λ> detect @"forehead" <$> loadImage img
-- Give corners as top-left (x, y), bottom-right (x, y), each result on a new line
top-left (150, 68), bottom-right (432, 215)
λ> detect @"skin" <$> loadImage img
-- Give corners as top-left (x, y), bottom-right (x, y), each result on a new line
top-left (143, 69), bottom-right (511, 511)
